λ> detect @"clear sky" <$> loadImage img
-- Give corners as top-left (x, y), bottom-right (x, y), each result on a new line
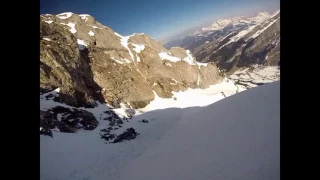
top-left (40, 0), bottom-right (279, 41)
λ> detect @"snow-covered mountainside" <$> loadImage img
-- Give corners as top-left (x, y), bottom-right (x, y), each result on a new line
top-left (164, 10), bottom-right (280, 80)
top-left (41, 81), bottom-right (279, 180)
top-left (164, 11), bottom-right (271, 51)
top-left (202, 12), bottom-right (269, 31)
top-left (195, 10), bottom-right (280, 74)
top-left (165, 11), bottom-right (280, 90)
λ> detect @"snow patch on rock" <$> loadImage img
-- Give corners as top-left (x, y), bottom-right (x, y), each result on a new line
top-left (88, 30), bottom-right (95, 36)
top-left (79, 14), bottom-right (90, 21)
top-left (57, 12), bottom-right (73, 19)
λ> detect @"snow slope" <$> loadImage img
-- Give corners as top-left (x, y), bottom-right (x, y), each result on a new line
top-left (140, 78), bottom-right (246, 112)
top-left (40, 78), bottom-right (245, 179)
top-left (41, 80), bottom-right (279, 180)
top-left (110, 81), bottom-right (280, 180)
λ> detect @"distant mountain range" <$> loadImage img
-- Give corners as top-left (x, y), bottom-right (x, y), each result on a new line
top-left (164, 10), bottom-right (280, 74)
top-left (164, 11), bottom-right (273, 51)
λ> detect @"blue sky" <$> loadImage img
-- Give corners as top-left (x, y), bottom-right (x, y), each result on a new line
top-left (40, 0), bottom-right (279, 41)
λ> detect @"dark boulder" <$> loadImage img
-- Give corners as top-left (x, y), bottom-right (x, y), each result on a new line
top-left (112, 128), bottom-right (140, 143)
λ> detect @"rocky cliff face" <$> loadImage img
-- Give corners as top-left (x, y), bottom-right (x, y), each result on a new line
top-left (40, 16), bottom-right (105, 108)
top-left (40, 12), bottom-right (223, 109)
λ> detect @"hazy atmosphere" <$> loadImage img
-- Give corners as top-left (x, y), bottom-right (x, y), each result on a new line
top-left (40, 0), bottom-right (279, 41)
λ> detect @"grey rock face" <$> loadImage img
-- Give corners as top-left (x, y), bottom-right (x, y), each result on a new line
top-left (40, 17), bottom-right (105, 108)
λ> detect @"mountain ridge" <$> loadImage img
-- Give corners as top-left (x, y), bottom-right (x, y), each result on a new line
top-left (194, 10), bottom-right (280, 74)
top-left (164, 10), bottom-right (279, 50)
top-left (40, 12), bottom-right (224, 110)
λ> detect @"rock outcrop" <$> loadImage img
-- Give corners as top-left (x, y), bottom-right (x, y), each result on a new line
top-left (40, 16), bottom-right (105, 108)
top-left (40, 12), bottom-right (223, 109)
top-left (40, 106), bottom-right (98, 134)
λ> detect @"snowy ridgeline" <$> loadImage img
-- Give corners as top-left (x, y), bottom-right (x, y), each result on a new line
top-left (40, 76), bottom-right (279, 180)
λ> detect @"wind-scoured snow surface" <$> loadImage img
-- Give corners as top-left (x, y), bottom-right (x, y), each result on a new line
top-left (111, 81), bottom-right (280, 180)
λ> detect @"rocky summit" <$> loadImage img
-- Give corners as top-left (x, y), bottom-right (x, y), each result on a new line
top-left (40, 12), bottom-right (223, 110)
